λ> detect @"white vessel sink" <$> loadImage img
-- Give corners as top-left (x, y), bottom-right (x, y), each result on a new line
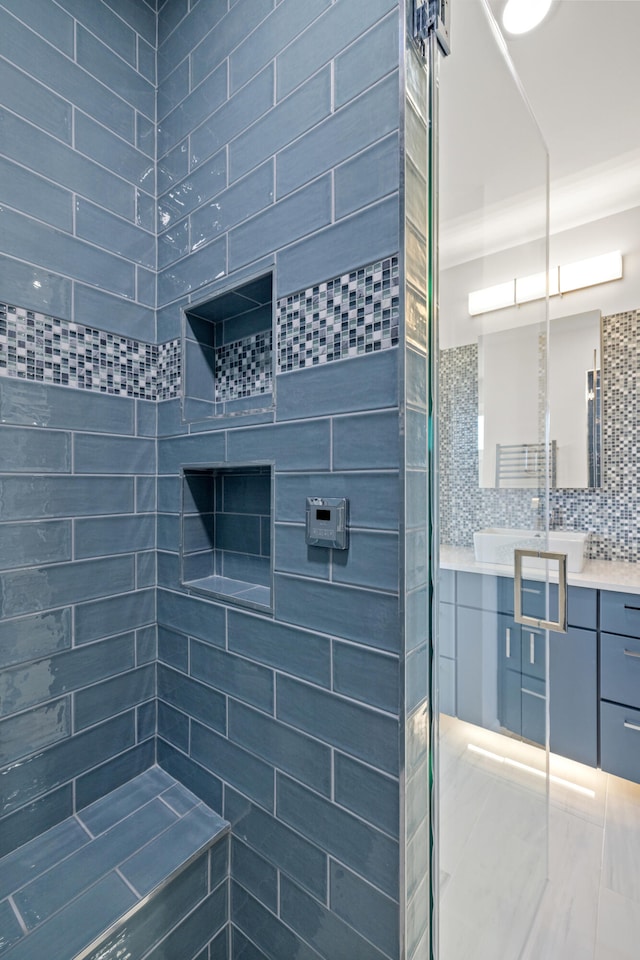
top-left (473, 528), bottom-right (589, 573)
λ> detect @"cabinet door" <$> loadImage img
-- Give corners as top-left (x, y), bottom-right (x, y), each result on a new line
top-left (549, 627), bottom-right (597, 767)
top-left (521, 625), bottom-right (545, 682)
top-left (498, 614), bottom-right (521, 734)
top-left (457, 606), bottom-right (499, 728)
top-left (521, 676), bottom-right (546, 746)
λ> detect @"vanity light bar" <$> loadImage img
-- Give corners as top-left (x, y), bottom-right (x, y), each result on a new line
top-left (468, 250), bottom-right (623, 316)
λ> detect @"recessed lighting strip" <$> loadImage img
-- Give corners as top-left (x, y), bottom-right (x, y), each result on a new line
top-left (467, 743), bottom-right (596, 797)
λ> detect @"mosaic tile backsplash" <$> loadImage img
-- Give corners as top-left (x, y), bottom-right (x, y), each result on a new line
top-left (276, 256), bottom-right (400, 372)
top-left (440, 309), bottom-right (640, 562)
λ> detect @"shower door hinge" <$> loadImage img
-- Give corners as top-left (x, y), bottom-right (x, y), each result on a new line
top-left (414, 0), bottom-right (451, 56)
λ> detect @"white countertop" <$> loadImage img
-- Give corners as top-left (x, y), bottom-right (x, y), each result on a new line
top-left (440, 545), bottom-right (640, 595)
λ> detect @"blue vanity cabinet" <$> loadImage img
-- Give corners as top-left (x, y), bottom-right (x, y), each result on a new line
top-left (600, 590), bottom-right (640, 783)
top-left (549, 626), bottom-right (598, 767)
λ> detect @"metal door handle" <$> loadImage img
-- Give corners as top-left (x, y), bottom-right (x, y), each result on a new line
top-left (514, 549), bottom-right (567, 633)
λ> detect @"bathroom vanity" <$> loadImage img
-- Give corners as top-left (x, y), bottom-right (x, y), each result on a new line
top-left (440, 547), bottom-right (640, 784)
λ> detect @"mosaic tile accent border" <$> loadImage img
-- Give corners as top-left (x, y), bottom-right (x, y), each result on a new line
top-left (0, 302), bottom-right (181, 400)
top-left (439, 310), bottom-right (640, 562)
top-left (276, 256), bottom-right (400, 372)
top-left (216, 330), bottom-right (272, 402)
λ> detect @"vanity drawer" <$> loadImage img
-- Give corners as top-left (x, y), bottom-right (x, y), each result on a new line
top-left (600, 700), bottom-right (640, 784)
top-left (498, 579), bottom-right (596, 630)
top-left (601, 633), bottom-right (640, 709)
top-left (601, 591), bottom-right (640, 639)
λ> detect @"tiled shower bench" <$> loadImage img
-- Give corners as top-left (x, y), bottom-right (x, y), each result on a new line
top-left (0, 767), bottom-right (230, 960)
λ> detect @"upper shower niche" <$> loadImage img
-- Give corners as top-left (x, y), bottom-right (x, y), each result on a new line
top-left (182, 272), bottom-right (274, 422)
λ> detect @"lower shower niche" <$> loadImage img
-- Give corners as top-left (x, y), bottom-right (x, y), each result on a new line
top-left (181, 463), bottom-right (272, 611)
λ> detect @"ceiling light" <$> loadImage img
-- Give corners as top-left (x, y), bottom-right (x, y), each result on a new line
top-left (502, 0), bottom-right (553, 35)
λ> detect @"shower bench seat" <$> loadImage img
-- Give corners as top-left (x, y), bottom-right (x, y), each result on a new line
top-left (0, 766), bottom-right (229, 960)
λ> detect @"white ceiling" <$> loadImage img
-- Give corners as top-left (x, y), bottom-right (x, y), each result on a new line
top-left (439, 0), bottom-right (640, 266)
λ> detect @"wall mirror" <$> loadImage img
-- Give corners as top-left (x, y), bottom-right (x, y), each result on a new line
top-left (478, 309), bottom-right (602, 489)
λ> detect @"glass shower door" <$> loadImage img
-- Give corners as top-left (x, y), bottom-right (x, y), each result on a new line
top-left (433, 2), bottom-right (552, 957)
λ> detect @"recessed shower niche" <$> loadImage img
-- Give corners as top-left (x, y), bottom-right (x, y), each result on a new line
top-left (182, 272), bottom-right (273, 421)
top-left (181, 463), bottom-right (273, 610)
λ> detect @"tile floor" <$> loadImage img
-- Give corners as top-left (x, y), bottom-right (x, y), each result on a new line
top-left (438, 715), bottom-right (640, 960)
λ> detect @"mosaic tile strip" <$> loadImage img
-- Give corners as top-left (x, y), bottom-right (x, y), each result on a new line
top-left (276, 256), bottom-right (400, 372)
top-left (215, 330), bottom-right (272, 402)
top-left (439, 310), bottom-right (640, 562)
top-left (0, 302), bottom-right (181, 400)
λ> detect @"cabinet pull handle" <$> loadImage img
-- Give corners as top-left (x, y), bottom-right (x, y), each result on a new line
top-left (521, 687), bottom-right (545, 700)
top-left (506, 628), bottom-right (511, 658)
top-left (623, 720), bottom-right (640, 733)
top-left (623, 648), bottom-right (640, 659)
top-left (529, 633), bottom-right (535, 665)
top-left (623, 605), bottom-right (640, 612)
top-left (523, 587), bottom-right (541, 595)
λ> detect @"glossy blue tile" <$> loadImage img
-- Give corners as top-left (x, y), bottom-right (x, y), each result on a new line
top-left (333, 643), bottom-right (399, 714)
top-left (0, 377), bottom-right (135, 434)
top-left (273, 524), bottom-right (329, 579)
top-left (157, 233), bottom-right (227, 306)
top-left (162, 781), bottom-right (200, 817)
top-left (75, 197), bottom-right (154, 267)
top-left (232, 882), bottom-right (322, 960)
top-left (157, 0), bottom-right (226, 82)
top-left (158, 663), bottom-right (226, 733)
top-left (232, 835), bottom-right (277, 912)
top-left (191, 640), bottom-right (273, 713)
top-left (158, 700), bottom-right (190, 752)
top-left (158, 60), bottom-right (190, 122)
top-left (332, 863), bottom-right (400, 959)
top-left (191, 161), bottom-right (275, 257)
top-left (136, 189), bottom-right (156, 232)
top-left (136, 550), bottom-right (156, 589)
top-left (225, 787), bottom-right (326, 900)
top-left (276, 469), bottom-right (398, 531)
top-left (227, 420), bottom-right (329, 471)
top-left (0, 608), bottom-right (71, 671)
top-left (0, 556), bottom-right (134, 619)
top-left (158, 62), bottom-right (227, 156)
top-left (0, 0), bottom-right (73, 56)
top-left (0, 426), bottom-right (70, 473)
top-left (0, 56), bottom-right (71, 143)
top-left (0, 521), bottom-right (70, 572)
top-left (137, 111), bottom-right (155, 157)
top-left (332, 531), bottom-right (399, 592)
top-left (74, 283), bottom-right (155, 341)
top-left (157, 513), bottom-right (180, 552)
top-left (158, 218), bottom-right (190, 269)
top-left (277, 775), bottom-right (398, 900)
top-left (74, 434), bottom-right (155, 475)
top-left (75, 515), bottom-right (155, 560)
top-left (144, 883), bottom-right (228, 960)
top-left (277, 0), bottom-right (395, 100)
top-left (137, 36), bottom-right (156, 84)
top-left (332, 410), bottom-right (399, 469)
top-left (158, 740), bottom-right (223, 813)
top-left (75, 664), bottom-right (155, 730)
top-left (215, 514), bottom-right (262, 555)
top-left (76, 26), bottom-right (154, 118)
top-left (191, 64), bottom-right (274, 172)
top-left (335, 132), bottom-right (399, 219)
top-left (158, 625), bottom-right (189, 671)
top-left (157, 589), bottom-right (226, 645)
top-left (275, 575), bottom-right (399, 654)
top-left (229, 699), bottom-right (330, 796)
top-left (277, 72), bottom-right (398, 198)
top-left (229, 175), bottom-right (330, 271)
top-left (138, 264), bottom-right (156, 306)
top-left (120, 804), bottom-right (228, 895)
top-left (228, 610), bottom-right (329, 685)
top-left (222, 553), bottom-right (270, 587)
top-left (230, 0), bottom-right (331, 92)
top-left (0, 815), bottom-right (87, 901)
top-left (281, 874), bottom-right (391, 960)
top-left (191, 0), bottom-right (270, 88)
top-left (276, 675), bottom-right (398, 775)
top-left (0, 633), bottom-right (134, 719)
top-left (334, 753), bottom-right (399, 837)
top-left (137, 700), bottom-right (156, 741)
top-left (157, 476), bottom-right (181, 512)
top-left (0, 476), bottom-right (134, 522)
top-left (335, 11), bottom-right (399, 108)
top-left (158, 0), bottom-right (190, 47)
top-left (0, 207), bottom-right (135, 298)
top-left (15, 800), bottom-right (178, 929)
top-left (0, 785), bottom-right (72, 861)
top-left (0, 697), bottom-right (70, 767)
top-left (104, 0), bottom-right (156, 45)
top-left (3, 872), bottom-right (137, 960)
top-left (55, 0), bottom-right (137, 63)
top-left (157, 142), bottom-right (190, 195)
top-left (75, 113), bottom-right (154, 189)
top-left (81, 853), bottom-right (209, 960)
top-left (136, 624), bottom-right (157, 664)
top-left (0, 107), bottom-right (134, 221)
top-left (157, 551), bottom-right (182, 589)
top-left (78, 767), bottom-right (170, 838)
top-left (76, 740), bottom-right (155, 814)
top-left (0, 258), bottom-right (70, 320)
top-left (210, 834), bottom-right (230, 887)
top-left (0, 155), bottom-right (72, 231)
top-left (0, 9), bottom-right (134, 140)
top-left (1, 713), bottom-right (135, 818)
top-left (159, 147), bottom-right (227, 227)
top-left (0, 899), bottom-right (26, 953)
top-left (232, 927), bottom-right (269, 960)
top-left (277, 196), bottom-right (399, 299)
top-left (228, 68), bottom-right (331, 183)
top-left (192, 721), bottom-right (274, 811)
top-left (75, 590), bottom-right (155, 644)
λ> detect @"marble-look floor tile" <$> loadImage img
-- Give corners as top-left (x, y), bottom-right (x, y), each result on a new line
top-left (595, 887), bottom-right (640, 960)
top-left (602, 774), bottom-right (640, 900)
